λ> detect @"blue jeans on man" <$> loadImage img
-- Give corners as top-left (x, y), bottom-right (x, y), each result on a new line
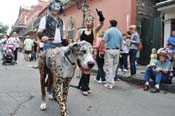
top-left (144, 67), bottom-right (172, 85)
top-left (129, 49), bottom-right (137, 76)
top-left (44, 40), bottom-right (62, 51)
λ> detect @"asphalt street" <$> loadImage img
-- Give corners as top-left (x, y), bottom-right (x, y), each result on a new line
top-left (0, 54), bottom-right (175, 116)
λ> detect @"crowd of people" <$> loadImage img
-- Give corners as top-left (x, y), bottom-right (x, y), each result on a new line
top-left (0, 32), bottom-right (44, 64)
top-left (73, 15), bottom-right (175, 95)
top-left (0, 32), bottom-right (21, 64)
top-left (0, 0), bottom-right (174, 96)
top-left (81, 20), bottom-right (141, 92)
top-left (143, 30), bottom-right (175, 93)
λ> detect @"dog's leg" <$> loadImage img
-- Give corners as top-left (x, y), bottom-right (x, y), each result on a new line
top-left (54, 78), bottom-right (69, 116)
top-left (50, 55), bottom-right (69, 116)
top-left (62, 77), bottom-right (71, 115)
top-left (52, 74), bottom-right (69, 116)
top-left (47, 71), bottom-right (54, 100)
top-left (38, 63), bottom-right (47, 111)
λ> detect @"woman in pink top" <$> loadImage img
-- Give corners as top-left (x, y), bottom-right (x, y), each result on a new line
top-left (94, 31), bottom-right (106, 83)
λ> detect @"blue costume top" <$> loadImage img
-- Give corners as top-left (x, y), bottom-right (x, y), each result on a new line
top-left (167, 36), bottom-right (175, 50)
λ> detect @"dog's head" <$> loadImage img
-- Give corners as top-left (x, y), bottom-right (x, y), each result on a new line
top-left (65, 41), bottom-right (95, 70)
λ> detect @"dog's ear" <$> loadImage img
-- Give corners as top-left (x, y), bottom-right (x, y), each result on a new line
top-left (65, 42), bottom-right (79, 55)
top-left (71, 43), bottom-right (78, 48)
top-left (71, 43), bottom-right (80, 54)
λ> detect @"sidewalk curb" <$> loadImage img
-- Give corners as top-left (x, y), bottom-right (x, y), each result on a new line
top-left (92, 69), bottom-right (175, 93)
top-left (119, 76), bottom-right (175, 93)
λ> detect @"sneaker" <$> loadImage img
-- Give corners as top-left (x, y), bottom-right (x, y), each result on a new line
top-left (115, 78), bottom-right (120, 81)
top-left (94, 78), bottom-right (100, 82)
top-left (150, 87), bottom-right (160, 93)
top-left (101, 81), bottom-right (106, 84)
top-left (87, 90), bottom-right (91, 94)
top-left (144, 85), bottom-right (149, 91)
top-left (96, 79), bottom-right (106, 84)
top-left (32, 66), bottom-right (38, 69)
top-left (82, 91), bottom-right (88, 96)
top-left (104, 84), bottom-right (113, 89)
top-left (97, 80), bottom-right (102, 83)
top-left (123, 69), bottom-right (128, 72)
top-left (118, 68), bottom-right (122, 72)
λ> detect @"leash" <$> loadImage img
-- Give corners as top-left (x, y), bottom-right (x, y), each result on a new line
top-left (64, 52), bottom-right (76, 65)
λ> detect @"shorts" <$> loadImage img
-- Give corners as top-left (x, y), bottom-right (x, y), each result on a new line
top-left (25, 50), bottom-right (32, 54)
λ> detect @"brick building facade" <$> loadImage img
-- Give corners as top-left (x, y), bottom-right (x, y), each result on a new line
top-left (12, 0), bottom-right (166, 64)
top-left (12, 0), bottom-right (48, 37)
top-left (12, 0), bottom-right (137, 39)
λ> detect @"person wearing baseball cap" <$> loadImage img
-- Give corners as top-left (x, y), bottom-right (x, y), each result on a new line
top-left (143, 50), bottom-right (173, 93)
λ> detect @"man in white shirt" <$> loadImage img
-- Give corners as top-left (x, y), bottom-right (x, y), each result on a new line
top-left (36, 0), bottom-right (66, 100)
top-left (37, 0), bottom-right (66, 50)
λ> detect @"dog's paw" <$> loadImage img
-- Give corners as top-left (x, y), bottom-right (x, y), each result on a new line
top-left (48, 94), bottom-right (54, 100)
top-left (40, 102), bottom-right (47, 111)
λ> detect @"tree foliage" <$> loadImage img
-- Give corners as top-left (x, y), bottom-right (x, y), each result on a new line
top-left (0, 22), bottom-right (9, 39)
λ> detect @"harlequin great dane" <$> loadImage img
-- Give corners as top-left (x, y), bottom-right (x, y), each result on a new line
top-left (38, 41), bottom-right (95, 116)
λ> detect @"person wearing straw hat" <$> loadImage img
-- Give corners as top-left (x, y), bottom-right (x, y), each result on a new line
top-left (143, 50), bottom-right (173, 93)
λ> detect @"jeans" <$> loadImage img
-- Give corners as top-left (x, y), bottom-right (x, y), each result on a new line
top-left (96, 53), bottom-right (106, 81)
top-left (129, 49), bottom-right (137, 75)
top-left (119, 53), bottom-right (128, 70)
top-left (104, 49), bottom-right (120, 85)
top-left (31, 52), bottom-right (36, 61)
top-left (44, 40), bottom-right (62, 51)
top-left (144, 67), bottom-right (172, 85)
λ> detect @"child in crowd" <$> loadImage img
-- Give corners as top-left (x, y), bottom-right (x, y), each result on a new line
top-left (149, 48), bottom-right (157, 65)
top-left (94, 31), bottom-right (106, 83)
top-left (119, 33), bottom-right (130, 72)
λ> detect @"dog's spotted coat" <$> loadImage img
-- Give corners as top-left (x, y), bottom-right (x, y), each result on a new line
top-left (38, 41), bottom-right (94, 116)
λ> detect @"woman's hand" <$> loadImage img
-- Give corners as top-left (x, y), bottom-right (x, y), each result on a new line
top-left (96, 8), bottom-right (105, 22)
top-left (41, 36), bottom-right (49, 42)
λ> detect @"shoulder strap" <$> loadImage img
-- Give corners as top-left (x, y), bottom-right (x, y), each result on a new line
top-left (77, 29), bottom-right (84, 42)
